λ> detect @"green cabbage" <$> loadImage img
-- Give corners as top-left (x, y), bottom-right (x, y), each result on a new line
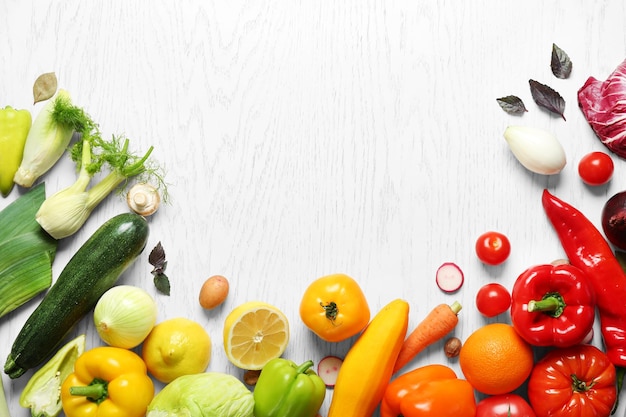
top-left (147, 373), bottom-right (254, 417)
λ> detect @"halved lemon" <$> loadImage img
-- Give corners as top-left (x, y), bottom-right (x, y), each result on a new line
top-left (223, 301), bottom-right (290, 370)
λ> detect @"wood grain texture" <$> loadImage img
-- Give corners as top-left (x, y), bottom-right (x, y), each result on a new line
top-left (2, 1), bottom-right (626, 415)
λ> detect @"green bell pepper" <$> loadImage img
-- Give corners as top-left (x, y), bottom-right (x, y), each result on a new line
top-left (253, 358), bottom-right (326, 417)
top-left (0, 106), bottom-right (31, 197)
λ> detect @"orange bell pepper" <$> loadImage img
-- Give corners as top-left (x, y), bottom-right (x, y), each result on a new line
top-left (299, 273), bottom-right (370, 342)
top-left (60, 346), bottom-right (154, 417)
top-left (381, 364), bottom-right (476, 417)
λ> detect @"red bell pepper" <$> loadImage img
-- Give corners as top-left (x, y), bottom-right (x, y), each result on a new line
top-left (542, 189), bottom-right (626, 368)
top-left (527, 344), bottom-right (616, 417)
top-left (381, 364), bottom-right (476, 417)
top-left (510, 263), bottom-right (596, 348)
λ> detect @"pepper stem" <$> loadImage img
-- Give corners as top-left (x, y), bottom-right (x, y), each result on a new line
top-left (527, 292), bottom-right (565, 318)
top-left (69, 378), bottom-right (109, 404)
top-left (296, 360), bottom-right (315, 374)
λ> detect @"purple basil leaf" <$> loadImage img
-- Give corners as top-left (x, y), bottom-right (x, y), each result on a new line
top-left (551, 43), bottom-right (572, 79)
top-left (148, 241), bottom-right (166, 269)
top-left (529, 79), bottom-right (566, 120)
top-left (496, 95), bottom-right (528, 115)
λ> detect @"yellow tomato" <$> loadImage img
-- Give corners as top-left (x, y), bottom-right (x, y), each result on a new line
top-left (299, 273), bottom-right (370, 342)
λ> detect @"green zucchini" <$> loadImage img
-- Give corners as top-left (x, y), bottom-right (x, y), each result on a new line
top-left (4, 212), bottom-right (149, 379)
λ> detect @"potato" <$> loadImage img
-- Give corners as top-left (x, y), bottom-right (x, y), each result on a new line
top-left (199, 275), bottom-right (230, 310)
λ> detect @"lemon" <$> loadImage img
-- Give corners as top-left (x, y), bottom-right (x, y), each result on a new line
top-left (141, 317), bottom-right (212, 383)
top-left (223, 301), bottom-right (290, 370)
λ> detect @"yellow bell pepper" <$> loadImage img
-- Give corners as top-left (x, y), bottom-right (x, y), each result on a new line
top-left (0, 105), bottom-right (31, 196)
top-left (60, 346), bottom-right (154, 417)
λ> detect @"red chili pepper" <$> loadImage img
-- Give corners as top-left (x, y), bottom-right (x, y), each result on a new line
top-left (510, 263), bottom-right (596, 348)
top-left (542, 189), bottom-right (626, 367)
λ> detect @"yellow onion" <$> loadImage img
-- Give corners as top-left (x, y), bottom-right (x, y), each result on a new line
top-left (94, 285), bottom-right (157, 349)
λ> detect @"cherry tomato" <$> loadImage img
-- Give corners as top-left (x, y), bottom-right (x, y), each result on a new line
top-left (578, 151), bottom-right (614, 186)
top-left (476, 394), bottom-right (536, 417)
top-left (475, 231), bottom-right (511, 265)
top-left (476, 283), bottom-right (511, 318)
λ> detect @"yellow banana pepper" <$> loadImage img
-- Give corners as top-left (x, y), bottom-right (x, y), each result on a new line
top-left (60, 346), bottom-right (154, 417)
top-left (0, 106), bottom-right (31, 196)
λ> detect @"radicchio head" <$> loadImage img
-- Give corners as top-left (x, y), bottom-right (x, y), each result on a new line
top-left (578, 58), bottom-right (626, 159)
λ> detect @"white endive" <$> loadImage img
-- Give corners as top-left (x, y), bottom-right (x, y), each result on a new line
top-left (14, 90), bottom-right (75, 187)
top-left (503, 125), bottom-right (566, 175)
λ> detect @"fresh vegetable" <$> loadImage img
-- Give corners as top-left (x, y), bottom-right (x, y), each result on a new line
top-left (94, 285), bottom-right (157, 349)
top-left (20, 334), bottom-right (85, 417)
top-left (527, 344), bottom-right (616, 417)
top-left (299, 273), bottom-right (370, 343)
top-left (199, 275), bottom-right (230, 310)
top-left (253, 358), bottom-right (326, 417)
top-left (393, 301), bottom-right (462, 373)
top-left (0, 105), bottom-right (31, 196)
top-left (578, 151), bottom-right (614, 186)
top-left (475, 230), bottom-right (511, 265)
top-left (0, 375), bottom-right (9, 417)
top-left (578, 58), bottom-right (626, 158)
top-left (475, 282), bottom-right (511, 318)
top-left (146, 372), bottom-right (254, 417)
top-left (328, 299), bottom-right (409, 417)
top-left (381, 364), bottom-right (476, 417)
top-left (551, 43), bottom-right (572, 79)
top-left (4, 212), bottom-right (149, 379)
top-left (503, 125), bottom-right (566, 175)
top-left (529, 79), bottom-right (566, 120)
top-left (61, 346), bottom-right (154, 417)
top-left (317, 356), bottom-right (343, 387)
top-left (435, 262), bottom-right (464, 293)
top-left (13, 90), bottom-right (78, 188)
top-left (0, 183), bottom-right (57, 319)
top-left (542, 189), bottom-right (626, 369)
top-left (475, 393), bottom-right (536, 417)
top-left (601, 190), bottom-right (626, 250)
top-left (35, 129), bottom-right (163, 239)
top-left (149, 242), bottom-right (170, 295)
top-left (510, 263), bottom-right (596, 347)
top-left (126, 182), bottom-right (161, 216)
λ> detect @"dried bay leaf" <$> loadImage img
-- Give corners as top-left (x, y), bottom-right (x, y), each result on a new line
top-left (32, 72), bottom-right (58, 104)
top-left (496, 95), bottom-right (528, 115)
top-left (551, 43), bottom-right (572, 79)
top-left (529, 79), bottom-right (566, 120)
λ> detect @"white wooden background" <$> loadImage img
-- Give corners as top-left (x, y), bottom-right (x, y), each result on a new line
top-left (2, 1), bottom-right (626, 416)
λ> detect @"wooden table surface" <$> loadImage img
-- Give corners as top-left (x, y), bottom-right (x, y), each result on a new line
top-left (2, 1), bottom-right (626, 416)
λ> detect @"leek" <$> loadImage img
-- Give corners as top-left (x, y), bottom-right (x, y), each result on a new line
top-left (36, 128), bottom-right (165, 239)
top-left (0, 374), bottom-right (9, 417)
top-left (0, 183), bottom-right (57, 319)
top-left (13, 90), bottom-right (86, 188)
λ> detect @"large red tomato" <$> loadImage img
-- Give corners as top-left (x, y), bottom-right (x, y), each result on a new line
top-left (476, 394), bottom-right (536, 417)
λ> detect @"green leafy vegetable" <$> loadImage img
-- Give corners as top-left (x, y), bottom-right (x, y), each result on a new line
top-left (529, 79), bottom-right (566, 120)
top-left (0, 183), bottom-right (57, 319)
top-left (551, 43), bottom-right (572, 79)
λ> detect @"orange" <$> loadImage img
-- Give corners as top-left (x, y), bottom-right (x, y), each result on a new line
top-left (459, 323), bottom-right (534, 395)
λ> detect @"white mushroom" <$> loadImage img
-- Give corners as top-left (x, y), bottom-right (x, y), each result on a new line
top-left (127, 183), bottom-right (160, 216)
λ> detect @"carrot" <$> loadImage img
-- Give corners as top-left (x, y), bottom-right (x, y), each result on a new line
top-left (393, 301), bottom-right (462, 373)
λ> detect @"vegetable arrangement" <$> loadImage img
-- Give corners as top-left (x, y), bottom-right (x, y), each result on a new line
top-left (5, 50), bottom-right (626, 417)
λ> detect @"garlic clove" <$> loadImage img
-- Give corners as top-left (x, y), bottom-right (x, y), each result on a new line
top-left (503, 125), bottom-right (566, 175)
top-left (127, 183), bottom-right (160, 216)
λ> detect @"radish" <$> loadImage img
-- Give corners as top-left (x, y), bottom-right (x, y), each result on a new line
top-left (436, 262), bottom-right (464, 293)
top-left (317, 355), bottom-right (343, 388)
